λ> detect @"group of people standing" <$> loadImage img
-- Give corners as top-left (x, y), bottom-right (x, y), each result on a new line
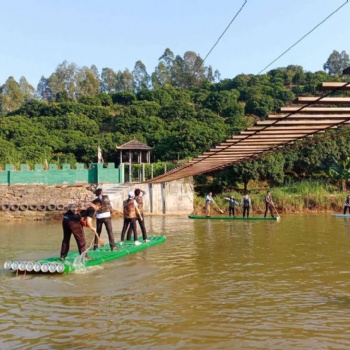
top-left (60, 188), bottom-right (148, 261)
top-left (205, 190), bottom-right (276, 218)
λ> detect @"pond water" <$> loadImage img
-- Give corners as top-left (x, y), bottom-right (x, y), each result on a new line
top-left (1, 213), bottom-right (350, 350)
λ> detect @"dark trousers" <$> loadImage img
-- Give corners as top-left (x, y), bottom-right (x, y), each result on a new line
top-left (228, 206), bottom-right (235, 216)
top-left (95, 217), bottom-right (115, 248)
top-left (127, 215), bottom-right (147, 240)
top-left (344, 205), bottom-right (350, 214)
top-left (264, 203), bottom-right (274, 217)
top-left (60, 219), bottom-right (86, 258)
top-left (243, 206), bottom-right (250, 217)
top-left (121, 218), bottom-right (138, 242)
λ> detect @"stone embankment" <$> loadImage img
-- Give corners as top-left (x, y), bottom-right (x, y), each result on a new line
top-left (0, 184), bottom-right (96, 221)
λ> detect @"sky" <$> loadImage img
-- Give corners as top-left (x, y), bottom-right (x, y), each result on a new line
top-left (1, 0), bottom-right (350, 87)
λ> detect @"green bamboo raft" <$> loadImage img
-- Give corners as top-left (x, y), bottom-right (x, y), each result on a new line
top-left (3, 236), bottom-right (166, 274)
top-left (188, 215), bottom-right (279, 221)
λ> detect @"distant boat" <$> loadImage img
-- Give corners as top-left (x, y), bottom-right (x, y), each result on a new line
top-left (188, 215), bottom-right (279, 221)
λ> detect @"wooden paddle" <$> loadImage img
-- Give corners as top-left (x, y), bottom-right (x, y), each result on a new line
top-left (213, 200), bottom-right (224, 214)
top-left (272, 203), bottom-right (280, 219)
top-left (135, 206), bottom-right (143, 221)
top-left (92, 230), bottom-right (105, 247)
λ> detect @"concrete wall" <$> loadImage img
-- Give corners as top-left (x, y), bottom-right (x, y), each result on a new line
top-left (99, 178), bottom-right (194, 215)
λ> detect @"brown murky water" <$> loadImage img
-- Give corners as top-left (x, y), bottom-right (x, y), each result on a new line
top-left (1, 213), bottom-right (350, 350)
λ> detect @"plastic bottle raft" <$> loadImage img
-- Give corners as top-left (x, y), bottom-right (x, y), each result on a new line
top-left (3, 236), bottom-right (166, 274)
top-left (188, 215), bottom-right (279, 221)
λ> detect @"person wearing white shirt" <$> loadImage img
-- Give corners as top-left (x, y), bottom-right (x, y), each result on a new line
top-left (205, 192), bottom-right (214, 217)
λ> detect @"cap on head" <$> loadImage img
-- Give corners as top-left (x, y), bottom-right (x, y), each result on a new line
top-left (128, 191), bottom-right (135, 197)
top-left (68, 204), bottom-right (78, 210)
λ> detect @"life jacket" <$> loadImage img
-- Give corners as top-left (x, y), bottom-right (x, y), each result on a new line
top-left (229, 198), bottom-right (236, 207)
top-left (243, 197), bottom-right (250, 206)
top-left (97, 195), bottom-right (112, 214)
top-left (346, 197), bottom-right (350, 205)
top-left (135, 195), bottom-right (144, 213)
top-left (123, 199), bottom-right (137, 219)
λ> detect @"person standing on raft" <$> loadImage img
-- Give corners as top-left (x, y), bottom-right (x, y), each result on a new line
top-left (60, 199), bottom-right (102, 261)
top-left (94, 188), bottom-right (116, 251)
top-left (127, 188), bottom-right (149, 242)
top-left (343, 194), bottom-right (350, 214)
top-left (120, 191), bottom-right (142, 246)
top-left (264, 190), bottom-right (275, 218)
top-left (224, 195), bottom-right (239, 217)
top-left (241, 193), bottom-right (251, 218)
top-left (205, 192), bottom-right (214, 217)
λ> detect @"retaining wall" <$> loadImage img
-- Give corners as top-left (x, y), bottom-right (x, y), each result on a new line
top-left (0, 163), bottom-right (122, 185)
top-left (0, 178), bottom-right (194, 221)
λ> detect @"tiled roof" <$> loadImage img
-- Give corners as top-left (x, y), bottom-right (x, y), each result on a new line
top-left (116, 139), bottom-right (152, 150)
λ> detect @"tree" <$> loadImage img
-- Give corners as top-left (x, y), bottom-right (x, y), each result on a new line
top-left (18, 77), bottom-right (36, 101)
top-left (76, 66), bottom-right (100, 97)
top-left (151, 48), bottom-right (174, 88)
top-left (115, 69), bottom-right (134, 92)
top-left (48, 60), bottom-right (78, 101)
top-left (132, 60), bottom-right (150, 92)
top-left (0, 77), bottom-right (25, 112)
top-left (101, 67), bottom-right (118, 93)
top-left (323, 50), bottom-right (350, 75)
top-left (328, 157), bottom-right (350, 191)
top-left (37, 76), bottom-right (52, 101)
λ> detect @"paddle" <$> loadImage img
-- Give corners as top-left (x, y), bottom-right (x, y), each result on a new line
top-left (213, 200), bottom-right (224, 214)
top-left (135, 206), bottom-right (143, 221)
top-left (272, 203), bottom-right (280, 219)
top-left (92, 230), bottom-right (105, 247)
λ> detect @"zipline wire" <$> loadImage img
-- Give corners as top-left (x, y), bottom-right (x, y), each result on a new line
top-left (258, 0), bottom-right (349, 75)
top-left (193, 0), bottom-right (248, 77)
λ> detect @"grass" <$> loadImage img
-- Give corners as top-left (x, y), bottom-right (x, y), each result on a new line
top-left (194, 180), bottom-right (346, 215)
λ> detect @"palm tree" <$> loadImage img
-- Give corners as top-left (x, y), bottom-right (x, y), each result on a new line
top-left (328, 157), bottom-right (350, 191)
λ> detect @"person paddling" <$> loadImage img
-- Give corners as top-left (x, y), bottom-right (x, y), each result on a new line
top-left (60, 199), bottom-right (102, 261)
top-left (240, 193), bottom-right (251, 218)
top-left (224, 195), bottom-right (239, 217)
top-left (264, 191), bottom-right (275, 218)
top-left (343, 194), bottom-right (350, 214)
top-left (205, 192), bottom-right (214, 217)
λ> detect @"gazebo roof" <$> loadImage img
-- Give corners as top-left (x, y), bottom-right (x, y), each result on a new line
top-left (116, 139), bottom-right (152, 151)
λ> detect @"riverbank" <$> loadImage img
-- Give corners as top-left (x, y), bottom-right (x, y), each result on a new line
top-left (193, 182), bottom-right (346, 215)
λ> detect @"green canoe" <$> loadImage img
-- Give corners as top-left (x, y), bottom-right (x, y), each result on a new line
top-left (4, 236), bottom-right (166, 274)
top-left (188, 215), bottom-right (279, 221)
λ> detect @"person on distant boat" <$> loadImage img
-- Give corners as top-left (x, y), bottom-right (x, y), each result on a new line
top-left (224, 195), bottom-right (240, 217)
top-left (264, 190), bottom-right (275, 218)
top-left (241, 193), bottom-right (251, 218)
top-left (127, 188), bottom-right (149, 242)
top-left (343, 194), bottom-right (350, 214)
top-left (60, 199), bottom-right (102, 261)
top-left (205, 192), bottom-right (214, 217)
top-left (94, 188), bottom-right (116, 251)
top-left (120, 191), bottom-right (142, 246)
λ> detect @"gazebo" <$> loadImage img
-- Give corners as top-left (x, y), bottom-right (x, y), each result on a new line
top-left (116, 139), bottom-right (152, 164)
